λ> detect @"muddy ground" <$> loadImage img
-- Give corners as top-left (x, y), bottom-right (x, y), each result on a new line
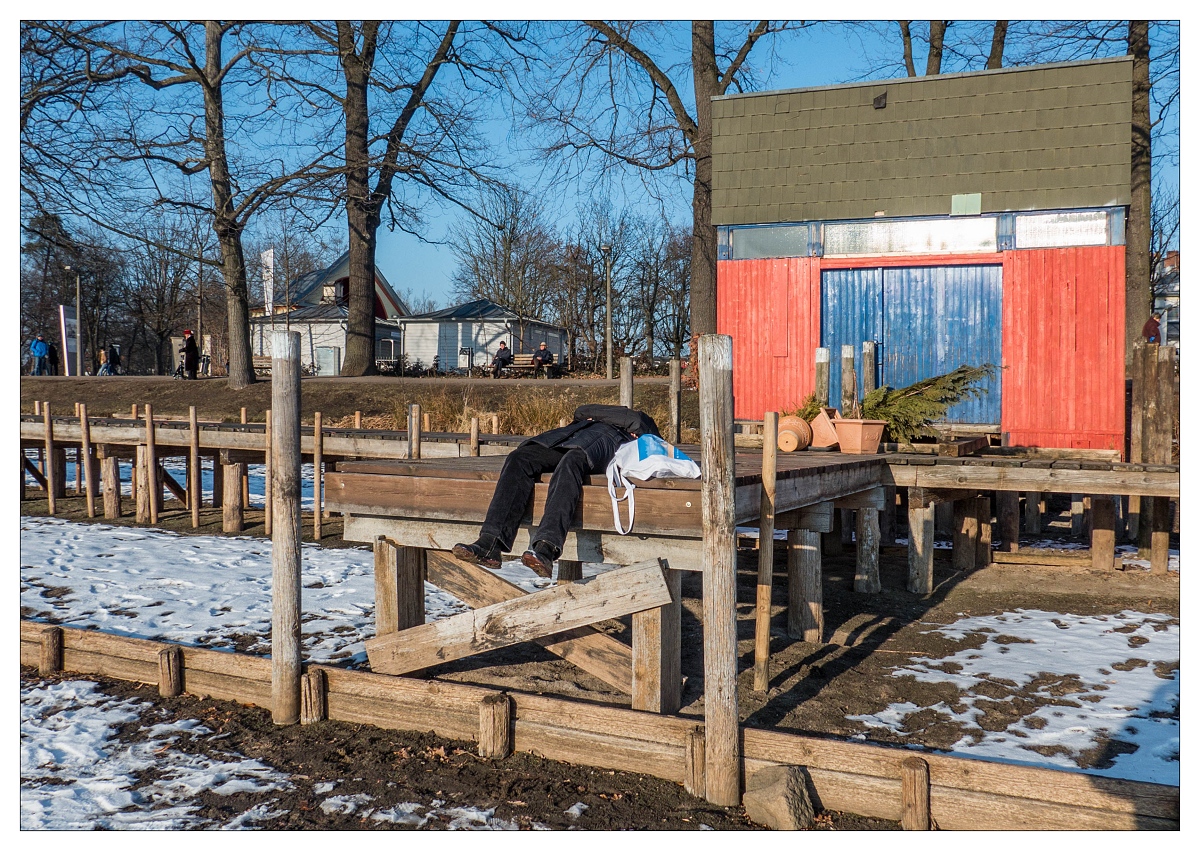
top-left (21, 489), bottom-right (1178, 829)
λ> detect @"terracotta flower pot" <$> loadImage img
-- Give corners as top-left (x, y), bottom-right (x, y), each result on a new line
top-left (832, 418), bottom-right (886, 454)
top-left (809, 407), bottom-right (841, 450)
top-left (777, 415), bottom-right (813, 453)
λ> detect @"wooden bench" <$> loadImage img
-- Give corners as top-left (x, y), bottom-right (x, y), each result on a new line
top-left (499, 353), bottom-right (557, 378)
top-left (252, 355), bottom-right (272, 376)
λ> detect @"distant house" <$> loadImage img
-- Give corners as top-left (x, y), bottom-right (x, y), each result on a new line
top-left (1153, 251), bottom-right (1180, 347)
top-left (249, 250), bottom-right (410, 374)
top-left (396, 299), bottom-right (568, 372)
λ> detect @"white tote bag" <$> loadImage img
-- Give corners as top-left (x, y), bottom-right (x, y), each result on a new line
top-left (605, 435), bottom-right (701, 535)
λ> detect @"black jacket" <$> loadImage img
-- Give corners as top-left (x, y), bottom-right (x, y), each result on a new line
top-left (493, 346), bottom-right (513, 366)
top-left (181, 336), bottom-right (199, 370)
top-left (533, 347), bottom-right (553, 365)
top-left (523, 404), bottom-right (661, 472)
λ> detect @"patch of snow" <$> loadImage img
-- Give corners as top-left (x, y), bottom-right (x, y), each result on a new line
top-left (312, 780), bottom-right (336, 794)
top-left (849, 610), bottom-right (1179, 785)
top-left (565, 801), bottom-right (589, 818)
top-left (319, 793), bottom-right (374, 815)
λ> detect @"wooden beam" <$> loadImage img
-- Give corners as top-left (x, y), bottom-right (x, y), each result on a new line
top-left (776, 502), bottom-right (834, 532)
top-left (160, 464), bottom-right (187, 504)
top-left (991, 550), bottom-right (1091, 567)
top-left (901, 757), bottom-right (932, 830)
top-left (883, 463), bottom-right (1178, 499)
top-left (22, 455), bottom-right (47, 490)
top-left (753, 411), bottom-right (778, 693)
top-left (937, 436), bottom-right (989, 457)
top-left (833, 486), bottom-right (887, 511)
top-left (424, 550), bottom-right (633, 693)
top-left (373, 537), bottom-right (426, 637)
top-left (365, 559), bottom-right (673, 676)
top-left (632, 569), bottom-right (682, 714)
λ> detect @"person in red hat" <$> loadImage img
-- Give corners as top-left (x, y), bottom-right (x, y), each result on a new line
top-left (180, 330), bottom-right (200, 380)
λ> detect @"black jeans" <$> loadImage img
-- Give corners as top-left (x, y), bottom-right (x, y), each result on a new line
top-left (478, 442), bottom-right (592, 556)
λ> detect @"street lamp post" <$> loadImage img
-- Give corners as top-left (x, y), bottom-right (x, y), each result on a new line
top-left (601, 244), bottom-right (613, 380)
top-left (64, 265), bottom-right (82, 376)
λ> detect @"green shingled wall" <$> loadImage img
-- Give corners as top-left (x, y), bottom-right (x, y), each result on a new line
top-left (711, 58), bottom-right (1133, 226)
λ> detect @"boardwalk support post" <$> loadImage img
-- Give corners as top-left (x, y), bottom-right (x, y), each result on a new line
top-left (271, 330), bottom-right (302, 725)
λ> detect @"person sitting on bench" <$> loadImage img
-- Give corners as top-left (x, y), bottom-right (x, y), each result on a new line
top-left (532, 341), bottom-right (554, 377)
top-left (491, 341), bottom-right (513, 378)
top-left (453, 404), bottom-right (661, 577)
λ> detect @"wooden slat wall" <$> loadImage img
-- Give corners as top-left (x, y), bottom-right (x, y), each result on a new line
top-left (717, 257), bottom-right (821, 420)
top-left (1001, 246), bottom-right (1126, 451)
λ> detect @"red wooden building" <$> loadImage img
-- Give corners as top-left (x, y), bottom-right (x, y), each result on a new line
top-left (712, 58), bottom-right (1132, 452)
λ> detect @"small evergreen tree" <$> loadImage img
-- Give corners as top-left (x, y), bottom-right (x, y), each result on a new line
top-left (861, 364), bottom-right (997, 442)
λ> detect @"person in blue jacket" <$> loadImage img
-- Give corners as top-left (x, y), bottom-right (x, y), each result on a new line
top-left (453, 404), bottom-right (660, 577)
top-left (29, 333), bottom-right (49, 375)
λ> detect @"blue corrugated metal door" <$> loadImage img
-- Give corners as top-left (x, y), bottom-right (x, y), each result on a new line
top-left (882, 265), bottom-right (1003, 423)
top-left (820, 268), bottom-right (883, 408)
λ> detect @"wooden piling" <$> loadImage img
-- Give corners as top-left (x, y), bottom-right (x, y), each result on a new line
top-left (158, 646), bottom-right (184, 698)
top-left (264, 409), bottom-right (273, 536)
top-left (1091, 495), bottom-right (1116, 572)
top-left (975, 496), bottom-right (993, 566)
top-left (270, 330), bottom-right (303, 725)
top-left (423, 412), bottom-right (430, 433)
top-left (952, 499), bottom-right (978, 572)
top-left (753, 412), bottom-right (778, 693)
top-left (189, 406), bottom-right (201, 529)
top-left (814, 347), bottom-right (830, 407)
top-left (135, 446), bottom-right (151, 523)
top-left (900, 757), bottom-right (932, 830)
top-left (907, 491), bottom-right (935, 595)
top-left (355, 410), bottom-right (363, 430)
top-left (492, 414), bottom-right (499, 435)
top-left (469, 417), bottom-right (480, 457)
top-left (1150, 496), bottom-right (1171, 575)
top-left (43, 402), bottom-right (56, 515)
top-left (840, 344), bottom-right (856, 414)
top-left (632, 568), bottom-right (682, 714)
top-left (787, 529), bottom-right (823, 642)
top-left (374, 537), bottom-right (426, 636)
top-left (1071, 494), bottom-right (1085, 537)
top-left (698, 333), bottom-right (739, 807)
top-left (145, 404), bottom-right (160, 523)
top-left (855, 508), bottom-right (881, 593)
top-left (409, 403), bottom-right (422, 460)
top-left (222, 456), bottom-right (244, 533)
top-left (478, 694), bottom-right (513, 759)
top-left (79, 403), bottom-right (96, 518)
top-left (557, 559), bottom-right (583, 583)
top-left (683, 727), bottom-right (706, 798)
top-left (240, 407), bottom-right (250, 509)
top-left (620, 356), bottom-right (634, 408)
top-left (74, 446), bottom-right (81, 495)
top-left (301, 668), bottom-right (327, 725)
top-left (880, 485), bottom-right (897, 544)
top-left (101, 450), bottom-right (121, 519)
top-left (210, 451), bottom-right (222, 507)
top-left (313, 412), bottom-right (323, 541)
top-left (997, 491), bottom-right (1020, 552)
top-left (1023, 491), bottom-right (1043, 535)
top-left (669, 357), bottom-right (682, 444)
top-left (40, 626), bottom-right (63, 677)
top-left (861, 340), bottom-right (877, 395)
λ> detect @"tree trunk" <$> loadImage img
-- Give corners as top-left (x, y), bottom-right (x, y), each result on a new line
top-left (926, 21), bottom-right (948, 75)
top-left (986, 21), bottom-right (1008, 70)
top-left (1127, 20), bottom-right (1152, 374)
top-left (203, 22), bottom-right (254, 389)
top-left (899, 22), bottom-right (917, 77)
top-left (690, 21), bottom-right (719, 353)
top-left (339, 22), bottom-right (380, 377)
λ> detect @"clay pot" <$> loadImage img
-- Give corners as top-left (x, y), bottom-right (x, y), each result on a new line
top-left (810, 407), bottom-right (841, 450)
top-left (777, 415), bottom-right (813, 453)
top-left (832, 419), bottom-right (887, 454)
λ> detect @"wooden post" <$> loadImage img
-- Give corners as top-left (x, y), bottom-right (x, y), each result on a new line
top-left (270, 330), bottom-right (303, 725)
top-left (787, 530), bottom-right (823, 642)
top-left (557, 559), bottom-right (583, 583)
top-left (997, 491), bottom-right (1020, 552)
top-left (952, 499), bottom-right (978, 572)
top-left (753, 412), bottom-right (778, 693)
top-left (423, 412), bottom-right (430, 433)
top-left (240, 407), bottom-right (250, 509)
top-left (469, 416), bottom-right (480, 457)
top-left (1130, 339), bottom-right (1146, 466)
top-left (210, 451), bottom-right (223, 507)
top-left (264, 409), bottom-right (273, 536)
top-left (39, 626), bottom-right (63, 677)
top-left (43, 402), bottom-right (56, 515)
top-left (855, 508), bottom-right (881, 593)
top-left (975, 496), bottom-right (993, 566)
top-left (698, 334), bottom-right (739, 807)
top-left (79, 403), bottom-right (96, 518)
top-left (101, 450), bottom-right (121, 519)
top-left (900, 757), bottom-right (932, 830)
top-left (620, 356), bottom-right (634, 408)
top-left (1150, 496), bottom-right (1171, 575)
top-left (491, 414), bottom-right (499, 435)
top-left (814, 347), bottom-right (830, 407)
top-left (683, 727), bottom-right (706, 798)
top-left (632, 568), bottom-right (682, 713)
top-left (840, 344), bottom-right (856, 414)
top-left (934, 501), bottom-right (953, 538)
top-left (222, 456), bottom-right (244, 533)
top-left (301, 668), bottom-right (327, 725)
top-left (409, 403), bottom-right (422, 460)
top-left (144, 404), bottom-right (160, 523)
top-left (1071, 495), bottom-right (1085, 537)
top-left (354, 409), bottom-right (363, 429)
top-left (879, 485), bottom-right (897, 544)
top-left (74, 446), bottom-right (82, 495)
top-left (374, 537), bottom-right (426, 636)
top-left (189, 406), bottom-right (201, 528)
top-left (1023, 491), bottom-right (1043, 535)
top-left (907, 490), bottom-right (935, 595)
top-left (478, 694), bottom-right (513, 759)
top-left (136, 445), bottom-right (151, 523)
top-left (158, 647), bottom-right (183, 698)
top-left (861, 340), bottom-right (877, 395)
top-left (131, 402), bottom-right (139, 421)
top-left (313, 412), bottom-right (323, 541)
top-left (669, 357), bottom-right (682, 444)
top-left (1091, 495), bottom-right (1116, 572)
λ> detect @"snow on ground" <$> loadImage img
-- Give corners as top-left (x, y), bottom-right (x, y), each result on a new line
top-left (848, 609), bottom-right (1179, 786)
top-left (20, 516), bottom-right (572, 665)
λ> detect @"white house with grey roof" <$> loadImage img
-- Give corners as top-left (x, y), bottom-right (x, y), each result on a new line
top-left (397, 299), bottom-right (568, 373)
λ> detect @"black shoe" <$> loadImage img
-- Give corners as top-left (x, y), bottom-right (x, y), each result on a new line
top-left (451, 540), bottom-right (502, 570)
top-left (520, 541), bottom-right (558, 579)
